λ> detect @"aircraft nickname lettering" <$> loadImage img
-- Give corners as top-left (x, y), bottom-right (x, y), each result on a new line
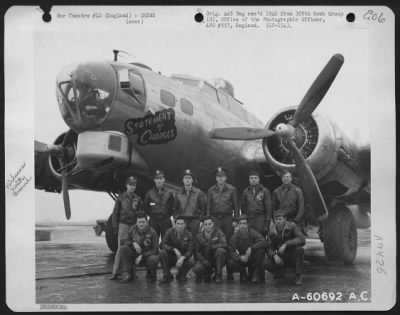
top-left (124, 108), bottom-right (177, 145)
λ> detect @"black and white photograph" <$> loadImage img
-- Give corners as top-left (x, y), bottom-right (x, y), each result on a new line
top-left (4, 5), bottom-right (396, 311)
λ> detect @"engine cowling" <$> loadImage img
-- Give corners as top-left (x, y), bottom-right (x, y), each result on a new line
top-left (48, 131), bottom-right (78, 179)
top-left (262, 106), bottom-right (367, 201)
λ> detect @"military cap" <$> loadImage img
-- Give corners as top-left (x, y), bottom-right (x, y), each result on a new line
top-left (126, 176), bottom-right (137, 185)
top-left (182, 169), bottom-right (195, 178)
top-left (248, 170), bottom-right (260, 177)
top-left (273, 209), bottom-right (286, 218)
top-left (154, 169), bottom-right (165, 178)
top-left (201, 215), bottom-right (213, 222)
top-left (237, 214), bottom-right (249, 222)
top-left (215, 166), bottom-right (228, 177)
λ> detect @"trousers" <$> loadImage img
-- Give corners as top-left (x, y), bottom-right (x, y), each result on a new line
top-left (159, 249), bottom-right (194, 279)
top-left (265, 246), bottom-right (304, 275)
top-left (119, 245), bottom-right (159, 277)
top-left (192, 248), bottom-right (227, 277)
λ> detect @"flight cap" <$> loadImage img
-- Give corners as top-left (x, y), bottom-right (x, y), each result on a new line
top-left (154, 169), bottom-right (165, 179)
top-left (182, 169), bottom-right (195, 179)
top-left (215, 166), bottom-right (228, 177)
top-left (126, 176), bottom-right (137, 185)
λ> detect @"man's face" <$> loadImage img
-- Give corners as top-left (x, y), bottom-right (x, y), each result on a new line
top-left (216, 175), bottom-right (227, 185)
top-left (126, 183), bottom-right (136, 194)
top-left (154, 176), bottom-right (165, 188)
top-left (183, 175), bottom-right (193, 187)
top-left (249, 175), bottom-right (260, 186)
top-left (238, 219), bottom-right (248, 232)
top-left (203, 219), bottom-right (214, 233)
top-left (282, 173), bottom-right (292, 185)
top-left (275, 215), bottom-right (286, 229)
top-left (175, 219), bottom-right (186, 233)
top-left (136, 218), bottom-right (147, 231)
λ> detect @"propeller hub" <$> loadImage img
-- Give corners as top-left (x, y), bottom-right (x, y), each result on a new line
top-left (275, 123), bottom-right (295, 139)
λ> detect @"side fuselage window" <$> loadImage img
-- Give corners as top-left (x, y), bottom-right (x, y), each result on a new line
top-left (160, 89), bottom-right (176, 107)
top-left (180, 98), bottom-right (194, 115)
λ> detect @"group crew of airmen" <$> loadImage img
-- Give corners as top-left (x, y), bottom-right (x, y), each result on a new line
top-left (110, 167), bottom-right (306, 286)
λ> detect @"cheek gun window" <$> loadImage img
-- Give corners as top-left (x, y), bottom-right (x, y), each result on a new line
top-left (160, 89), bottom-right (176, 107)
top-left (180, 98), bottom-right (194, 115)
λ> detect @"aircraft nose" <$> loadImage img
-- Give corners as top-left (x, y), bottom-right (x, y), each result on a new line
top-left (56, 61), bottom-right (118, 131)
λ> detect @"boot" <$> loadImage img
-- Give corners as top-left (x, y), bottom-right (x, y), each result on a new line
top-left (120, 271), bottom-right (132, 283)
top-left (295, 274), bottom-right (303, 286)
top-left (226, 267), bottom-right (234, 281)
top-left (215, 274), bottom-right (222, 283)
top-left (161, 273), bottom-right (173, 283)
top-left (273, 270), bottom-right (284, 279)
top-left (251, 273), bottom-right (261, 283)
top-left (148, 269), bottom-right (157, 282)
top-left (109, 273), bottom-right (118, 280)
top-left (195, 276), bottom-right (203, 283)
top-left (259, 270), bottom-right (265, 282)
top-left (176, 275), bottom-right (187, 283)
top-left (133, 265), bottom-right (137, 278)
top-left (240, 270), bottom-right (248, 282)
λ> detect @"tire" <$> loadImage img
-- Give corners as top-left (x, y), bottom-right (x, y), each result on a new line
top-left (105, 215), bottom-right (118, 253)
top-left (323, 207), bottom-right (358, 264)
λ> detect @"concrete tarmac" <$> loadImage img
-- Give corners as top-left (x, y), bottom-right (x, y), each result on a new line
top-left (36, 225), bottom-right (371, 304)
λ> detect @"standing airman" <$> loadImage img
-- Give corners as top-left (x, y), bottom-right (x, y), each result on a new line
top-left (143, 170), bottom-right (174, 241)
top-left (240, 170), bottom-right (272, 236)
top-left (110, 176), bottom-right (143, 280)
top-left (173, 169), bottom-right (207, 237)
top-left (272, 171), bottom-right (304, 224)
top-left (206, 166), bottom-right (239, 241)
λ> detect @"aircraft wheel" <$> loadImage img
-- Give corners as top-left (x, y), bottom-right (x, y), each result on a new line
top-left (105, 215), bottom-right (118, 253)
top-left (323, 207), bottom-right (357, 264)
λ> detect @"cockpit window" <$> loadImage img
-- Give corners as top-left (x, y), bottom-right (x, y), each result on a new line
top-left (129, 71), bottom-right (145, 105)
top-left (56, 62), bottom-right (117, 130)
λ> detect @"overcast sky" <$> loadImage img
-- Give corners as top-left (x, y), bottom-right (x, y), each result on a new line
top-left (33, 7), bottom-right (370, 223)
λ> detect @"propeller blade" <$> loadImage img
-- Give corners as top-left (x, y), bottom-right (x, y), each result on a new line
top-left (61, 171), bottom-right (71, 220)
top-left (291, 54), bottom-right (344, 127)
top-left (211, 127), bottom-right (275, 140)
top-left (35, 140), bottom-right (49, 153)
top-left (286, 140), bottom-right (328, 220)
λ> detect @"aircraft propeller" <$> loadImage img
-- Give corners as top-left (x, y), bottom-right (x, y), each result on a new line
top-left (34, 131), bottom-right (75, 220)
top-left (211, 54), bottom-right (345, 220)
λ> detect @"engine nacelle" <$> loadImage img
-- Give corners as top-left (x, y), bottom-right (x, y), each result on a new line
top-left (262, 106), bottom-right (368, 201)
top-left (76, 131), bottom-right (130, 169)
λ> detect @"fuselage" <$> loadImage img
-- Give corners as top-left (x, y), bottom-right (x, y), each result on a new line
top-left (56, 60), bottom-right (265, 193)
